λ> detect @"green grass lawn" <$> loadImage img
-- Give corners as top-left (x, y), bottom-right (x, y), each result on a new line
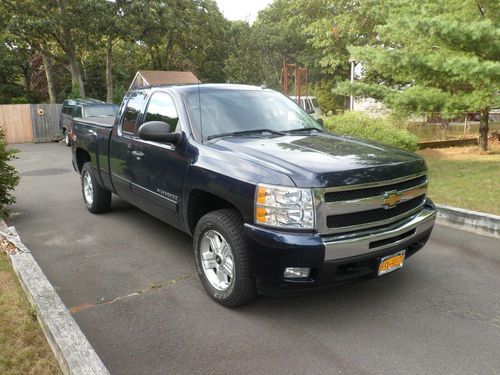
top-left (418, 145), bottom-right (500, 215)
top-left (0, 251), bottom-right (61, 375)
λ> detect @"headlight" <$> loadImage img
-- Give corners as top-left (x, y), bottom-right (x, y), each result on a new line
top-left (255, 183), bottom-right (315, 229)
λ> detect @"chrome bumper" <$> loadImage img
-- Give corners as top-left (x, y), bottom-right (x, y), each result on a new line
top-left (323, 207), bottom-right (436, 261)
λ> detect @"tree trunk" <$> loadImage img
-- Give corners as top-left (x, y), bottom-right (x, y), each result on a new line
top-left (478, 109), bottom-right (489, 151)
top-left (106, 36), bottom-right (113, 103)
top-left (68, 54), bottom-right (85, 97)
top-left (41, 51), bottom-right (57, 103)
top-left (57, 0), bottom-right (85, 97)
top-left (22, 51), bottom-right (33, 98)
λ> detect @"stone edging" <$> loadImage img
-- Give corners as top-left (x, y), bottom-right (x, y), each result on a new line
top-left (0, 220), bottom-right (109, 375)
top-left (436, 204), bottom-right (500, 238)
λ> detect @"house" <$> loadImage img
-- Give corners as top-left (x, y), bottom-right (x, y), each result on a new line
top-left (129, 70), bottom-right (200, 89)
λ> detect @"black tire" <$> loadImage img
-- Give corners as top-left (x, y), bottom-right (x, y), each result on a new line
top-left (63, 129), bottom-right (71, 147)
top-left (81, 162), bottom-right (111, 214)
top-left (193, 209), bottom-right (257, 307)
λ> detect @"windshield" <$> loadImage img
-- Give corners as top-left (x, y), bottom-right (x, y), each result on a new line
top-left (84, 105), bottom-right (118, 117)
top-left (183, 89), bottom-right (323, 141)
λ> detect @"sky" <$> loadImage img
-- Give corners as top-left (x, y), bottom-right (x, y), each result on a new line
top-left (215, 0), bottom-right (273, 23)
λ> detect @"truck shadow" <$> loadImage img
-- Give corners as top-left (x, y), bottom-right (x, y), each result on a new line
top-left (100, 197), bottom-right (430, 324)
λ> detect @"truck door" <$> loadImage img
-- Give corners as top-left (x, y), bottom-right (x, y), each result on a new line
top-left (109, 91), bottom-right (147, 204)
top-left (130, 91), bottom-right (189, 228)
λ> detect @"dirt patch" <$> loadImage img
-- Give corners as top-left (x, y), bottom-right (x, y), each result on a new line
top-left (418, 144), bottom-right (500, 158)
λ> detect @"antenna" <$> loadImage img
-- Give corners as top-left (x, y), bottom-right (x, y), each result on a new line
top-left (198, 80), bottom-right (203, 144)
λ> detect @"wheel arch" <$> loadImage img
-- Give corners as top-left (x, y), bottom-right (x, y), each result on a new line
top-left (75, 148), bottom-right (91, 173)
top-left (187, 189), bottom-right (243, 235)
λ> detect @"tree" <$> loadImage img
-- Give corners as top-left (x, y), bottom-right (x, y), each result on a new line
top-left (336, 0), bottom-right (500, 151)
top-left (249, 0), bottom-right (376, 109)
top-left (224, 21), bottom-right (264, 85)
top-left (305, 0), bottom-right (378, 77)
top-left (2, 0), bottom-right (91, 97)
top-left (88, 0), bottom-right (132, 102)
top-left (251, 0), bottom-right (326, 89)
top-left (0, 36), bottom-right (27, 103)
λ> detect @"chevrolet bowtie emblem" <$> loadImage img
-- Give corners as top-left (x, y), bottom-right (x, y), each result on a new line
top-left (383, 191), bottom-right (401, 209)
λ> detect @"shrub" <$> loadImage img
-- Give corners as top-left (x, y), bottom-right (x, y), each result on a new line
top-left (322, 112), bottom-right (418, 152)
top-left (0, 127), bottom-right (19, 219)
top-left (311, 80), bottom-right (346, 114)
top-left (10, 97), bottom-right (29, 104)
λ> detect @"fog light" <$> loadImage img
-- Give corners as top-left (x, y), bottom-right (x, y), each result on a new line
top-left (284, 267), bottom-right (311, 279)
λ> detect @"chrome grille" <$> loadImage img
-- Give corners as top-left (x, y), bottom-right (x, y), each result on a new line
top-left (314, 172), bottom-right (428, 234)
top-left (326, 195), bottom-right (426, 228)
top-left (324, 175), bottom-right (427, 202)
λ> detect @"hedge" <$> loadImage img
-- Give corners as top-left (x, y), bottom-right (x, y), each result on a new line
top-left (322, 112), bottom-right (418, 152)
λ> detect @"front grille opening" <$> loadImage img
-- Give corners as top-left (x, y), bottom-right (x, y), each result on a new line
top-left (369, 229), bottom-right (416, 249)
top-left (326, 195), bottom-right (425, 229)
top-left (335, 263), bottom-right (374, 281)
top-left (325, 175), bottom-right (427, 202)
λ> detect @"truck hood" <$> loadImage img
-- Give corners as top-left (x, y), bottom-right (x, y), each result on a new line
top-left (209, 133), bottom-right (426, 187)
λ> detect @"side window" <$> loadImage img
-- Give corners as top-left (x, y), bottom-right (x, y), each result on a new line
top-left (63, 106), bottom-right (74, 115)
top-left (121, 92), bottom-right (144, 134)
top-left (73, 106), bottom-right (82, 118)
top-left (144, 92), bottom-right (179, 132)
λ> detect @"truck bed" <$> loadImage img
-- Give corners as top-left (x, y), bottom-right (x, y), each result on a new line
top-left (72, 116), bottom-right (116, 191)
top-left (74, 115), bottom-right (116, 128)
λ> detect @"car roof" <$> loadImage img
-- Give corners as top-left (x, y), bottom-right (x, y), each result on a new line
top-left (62, 98), bottom-right (110, 106)
top-left (289, 96), bottom-right (316, 99)
top-left (129, 83), bottom-right (268, 95)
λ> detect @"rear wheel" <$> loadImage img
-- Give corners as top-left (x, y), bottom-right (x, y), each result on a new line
top-left (81, 162), bottom-right (111, 214)
top-left (64, 129), bottom-right (71, 147)
top-left (193, 209), bottom-right (257, 307)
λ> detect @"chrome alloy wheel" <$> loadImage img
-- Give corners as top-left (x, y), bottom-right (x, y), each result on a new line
top-left (83, 171), bottom-right (94, 205)
top-left (200, 230), bottom-right (235, 291)
top-left (65, 132), bottom-right (70, 145)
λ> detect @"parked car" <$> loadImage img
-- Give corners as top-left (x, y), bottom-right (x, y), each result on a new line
top-left (290, 95), bottom-right (322, 119)
top-left (71, 84), bottom-right (436, 307)
top-left (59, 99), bottom-right (118, 146)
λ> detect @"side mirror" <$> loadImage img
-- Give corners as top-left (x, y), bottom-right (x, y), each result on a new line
top-left (317, 118), bottom-right (324, 126)
top-left (138, 121), bottom-right (181, 145)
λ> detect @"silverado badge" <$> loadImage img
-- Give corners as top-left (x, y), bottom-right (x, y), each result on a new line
top-left (383, 191), bottom-right (402, 209)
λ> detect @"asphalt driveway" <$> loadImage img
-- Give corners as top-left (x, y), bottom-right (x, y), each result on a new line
top-left (8, 143), bottom-right (500, 375)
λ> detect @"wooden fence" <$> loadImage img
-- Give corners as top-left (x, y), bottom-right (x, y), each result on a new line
top-left (0, 104), bottom-right (62, 144)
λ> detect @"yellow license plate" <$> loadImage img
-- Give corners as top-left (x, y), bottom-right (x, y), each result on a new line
top-left (378, 250), bottom-right (406, 276)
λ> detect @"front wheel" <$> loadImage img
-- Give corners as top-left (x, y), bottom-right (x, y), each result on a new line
top-left (193, 209), bottom-right (257, 307)
top-left (81, 162), bottom-right (111, 214)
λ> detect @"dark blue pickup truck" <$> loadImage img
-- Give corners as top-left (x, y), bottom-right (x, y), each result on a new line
top-left (71, 84), bottom-right (436, 306)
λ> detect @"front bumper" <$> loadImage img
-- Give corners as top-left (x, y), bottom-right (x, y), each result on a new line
top-left (244, 199), bottom-right (436, 292)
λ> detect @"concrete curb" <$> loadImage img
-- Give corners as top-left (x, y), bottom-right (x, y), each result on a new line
top-left (0, 220), bottom-right (109, 375)
top-left (436, 204), bottom-right (500, 238)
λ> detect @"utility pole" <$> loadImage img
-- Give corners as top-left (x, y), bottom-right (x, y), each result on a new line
top-left (349, 58), bottom-right (355, 111)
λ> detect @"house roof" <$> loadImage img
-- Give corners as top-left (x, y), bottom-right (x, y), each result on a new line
top-left (130, 70), bottom-right (200, 89)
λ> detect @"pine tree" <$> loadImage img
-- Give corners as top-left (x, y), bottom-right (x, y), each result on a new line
top-left (0, 128), bottom-right (19, 218)
top-left (337, 0), bottom-right (500, 150)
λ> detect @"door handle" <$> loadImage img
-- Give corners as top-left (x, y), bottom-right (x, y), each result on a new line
top-left (131, 150), bottom-right (144, 160)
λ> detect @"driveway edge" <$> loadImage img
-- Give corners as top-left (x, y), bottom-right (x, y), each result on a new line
top-left (436, 204), bottom-right (500, 238)
top-left (0, 220), bottom-right (109, 375)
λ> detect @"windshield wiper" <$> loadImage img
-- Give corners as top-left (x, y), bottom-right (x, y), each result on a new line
top-left (288, 127), bottom-right (324, 133)
top-left (207, 128), bottom-right (286, 140)
top-left (286, 127), bottom-right (324, 134)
